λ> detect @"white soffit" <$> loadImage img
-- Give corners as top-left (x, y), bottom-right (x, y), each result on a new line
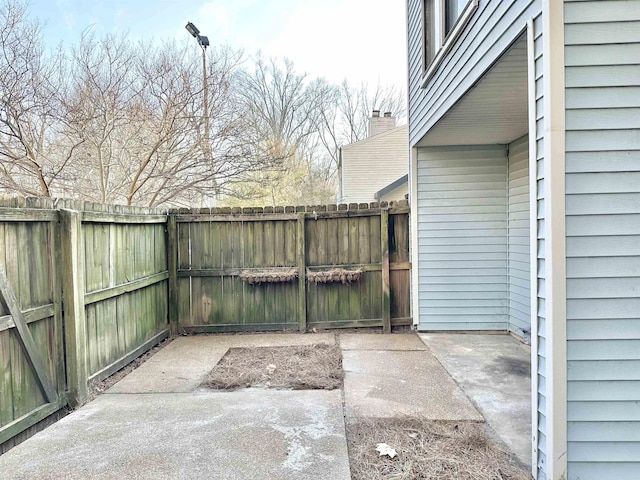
top-left (417, 35), bottom-right (529, 147)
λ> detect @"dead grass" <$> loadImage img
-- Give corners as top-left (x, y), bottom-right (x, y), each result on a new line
top-left (348, 417), bottom-right (530, 480)
top-left (202, 343), bottom-right (343, 390)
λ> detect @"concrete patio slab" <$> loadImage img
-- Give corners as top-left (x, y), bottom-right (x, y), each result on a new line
top-left (1, 331), bottom-right (531, 479)
top-left (108, 333), bottom-right (336, 394)
top-left (339, 332), bottom-right (428, 351)
top-left (342, 338), bottom-right (483, 422)
top-left (419, 333), bottom-right (532, 468)
top-left (0, 390), bottom-right (350, 480)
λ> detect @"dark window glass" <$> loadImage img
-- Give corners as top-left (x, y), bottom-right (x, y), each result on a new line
top-left (424, 0), bottom-right (471, 71)
top-left (445, 0), bottom-right (468, 35)
top-left (424, 0), bottom-right (441, 67)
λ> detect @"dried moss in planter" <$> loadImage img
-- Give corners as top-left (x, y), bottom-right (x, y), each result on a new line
top-left (239, 268), bottom-right (299, 285)
top-left (307, 268), bottom-right (363, 285)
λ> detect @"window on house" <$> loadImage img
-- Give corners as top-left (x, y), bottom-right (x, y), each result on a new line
top-left (445, 0), bottom-right (468, 32)
top-left (423, 0), bottom-right (478, 79)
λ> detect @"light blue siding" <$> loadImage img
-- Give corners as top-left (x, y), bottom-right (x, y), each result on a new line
top-left (407, 0), bottom-right (542, 146)
top-left (416, 145), bottom-right (509, 330)
top-left (508, 135), bottom-right (530, 336)
top-left (532, 12), bottom-right (547, 479)
top-left (564, 1), bottom-right (640, 478)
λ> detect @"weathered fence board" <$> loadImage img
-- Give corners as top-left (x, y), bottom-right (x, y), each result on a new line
top-left (0, 268), bottom-right (57, 403)
top-left (305, 212), bottom-right (384, 329)
top-left (175, 202), bottom-right (411, 332)
top-left (176, 216), bottom-right (301, 332)
top-left (0, 198), bottom-right (65, 452)
top-left (79, 211), bottom-right (169, 387)
top-left (1, 199), bottom-right (169, 451)
top-left (389, 212), bottom-right (411, 326)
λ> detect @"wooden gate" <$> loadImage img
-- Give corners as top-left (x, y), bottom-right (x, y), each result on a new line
top-left (0, 199), bottom-right (169, 450)
top-left (0, 205), bottom-right (66, 450)
top-left (306, 205), bottom-right (411, 329)
top-left (170, 202), bottom-right (411, 332)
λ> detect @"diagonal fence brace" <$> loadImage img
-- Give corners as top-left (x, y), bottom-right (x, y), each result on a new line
top-left (0, 267), bottom-right (58, 403)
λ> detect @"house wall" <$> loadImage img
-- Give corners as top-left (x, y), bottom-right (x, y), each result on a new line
top-left (416, 145), bottom-right (509, 331)
top-left (532, 12), bottom-right (548, 479)
top-left (340, 125), bottom-right (408, 204)
top-left (409, 1), bottom-right (640, 478)
top-left (407, 0), bottom-right (542, 147)
top-left (563, 2), bottom-right (640, 479)
top-left (415, 139), bottom-right (533, 335)
top-left (380, 182), bottom-right (408, 203)
top-left (507, 135), bottom-right (530, 337)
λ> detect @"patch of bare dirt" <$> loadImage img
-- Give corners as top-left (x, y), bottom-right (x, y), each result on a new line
top-left (202, 343), bottom-right (343, 390)
top-left (347, 417), bottom-right (530, 480)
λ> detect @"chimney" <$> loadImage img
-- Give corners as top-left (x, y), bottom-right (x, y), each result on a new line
top-left (368, 110), bottom-right (396, 137)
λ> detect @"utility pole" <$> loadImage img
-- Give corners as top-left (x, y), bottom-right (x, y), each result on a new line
top-left (185, 22), bottom-right (216, 204)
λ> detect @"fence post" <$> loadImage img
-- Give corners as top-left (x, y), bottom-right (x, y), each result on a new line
top-left (167, 214), bottom-right (179, 335)
top-left (60, 209), bottom-right (88, 407)
top-left (297, 212), bottom-right (307, 332)
top-left (381, 208), bottom-right (391, 333)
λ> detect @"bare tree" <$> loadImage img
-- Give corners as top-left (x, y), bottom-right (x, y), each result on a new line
top-left (65, 35), bottom-right (261, 207)
top-left (63, 31), bottom-right (141, 203)
top-left (0, 1), bottom-right (405, 207)
top-left (188, 46), bottom-right (279, 204)
top-left (235, 56), bottom-right (322, 166)
top-left (313, 81), bottom-right (406, 174)
top-left (0, 0), bottom-right (80, 196)
top-left (223, 56), bottom-right (334, 203)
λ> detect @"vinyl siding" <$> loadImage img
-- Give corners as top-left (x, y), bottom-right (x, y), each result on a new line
top-left (380, 182), bottom-right (409, 203)
top-left (533, 12), bottom-right (547, 479)
top-left (341, 125), bottom-right (408, 204)
top-left (508, 135), bottom-right (531, 336)
top-left (564, 2), bottom-right (640, 479)
top-left (407, 0), bottom-right (542, 147)
top-left (416, 145), bottom-right (508, 330)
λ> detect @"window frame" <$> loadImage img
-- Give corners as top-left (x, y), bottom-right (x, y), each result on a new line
top-left (421, 0), bottom-right (479, 86)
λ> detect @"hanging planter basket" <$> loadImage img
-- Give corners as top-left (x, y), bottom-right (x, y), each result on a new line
top-left (240, 268), bottom-right (299, 285)
top-left (307, 268), bottom-right (363, 285)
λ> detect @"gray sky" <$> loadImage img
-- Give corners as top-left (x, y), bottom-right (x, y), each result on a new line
top-left (29, 0), bottom-right (408, 89)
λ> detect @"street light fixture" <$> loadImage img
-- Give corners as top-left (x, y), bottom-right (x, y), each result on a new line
top-left (186, 21), bottom-right (210, 48)
top-left (185, 22), bottom-right (200, 38)
top-left (185, 21), bottom-right (215, 201)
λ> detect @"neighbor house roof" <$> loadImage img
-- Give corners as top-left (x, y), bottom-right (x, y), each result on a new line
top-left (375, 174), bottom-right (408, 201)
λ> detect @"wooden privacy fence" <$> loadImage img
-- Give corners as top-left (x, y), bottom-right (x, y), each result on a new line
top-left (169, 201), bottom-right (411, 333)
top-left (0, 199), bottom-right (65, 453)
top-left (0, 198), bottom-right (169, 453)
top-left (1, 197), bottom-right (410, 450)
top-left (60, 202), bottom-right (169, 405)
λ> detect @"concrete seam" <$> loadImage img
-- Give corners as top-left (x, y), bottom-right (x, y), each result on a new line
top-left (335, 332), bottom-right (353, 478)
